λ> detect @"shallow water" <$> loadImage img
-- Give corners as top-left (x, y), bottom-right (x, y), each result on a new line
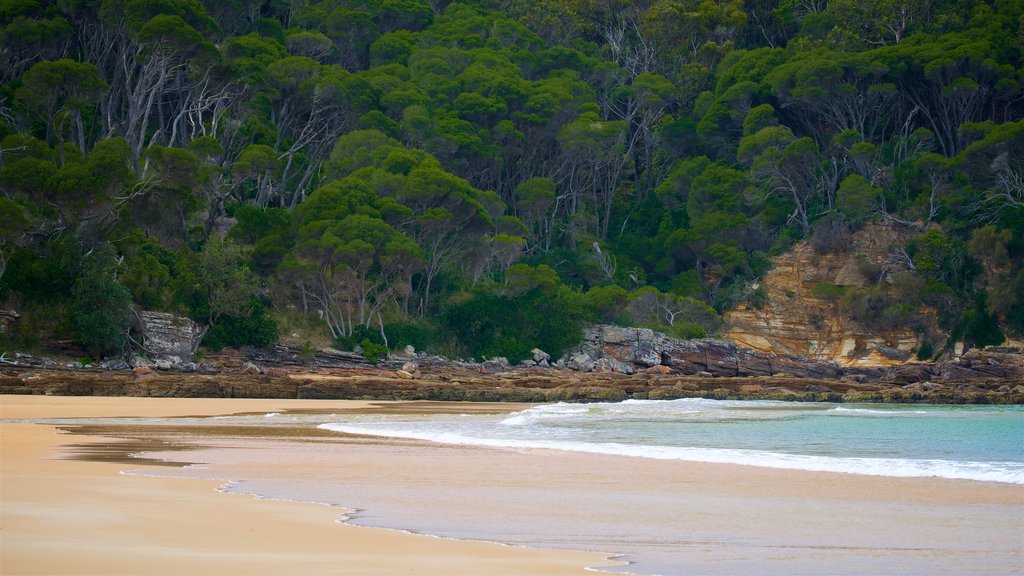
top-left (319, 399), bottom-right (1024, 484)
top-left (32, 399), bottom-right (1024, 575)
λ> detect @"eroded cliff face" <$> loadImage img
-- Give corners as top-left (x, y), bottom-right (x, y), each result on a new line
top-left (725, 223), bottom-right (933, 367)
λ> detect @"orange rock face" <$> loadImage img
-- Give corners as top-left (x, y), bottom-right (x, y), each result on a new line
top-left (725, 223), bottom-right (938, 367)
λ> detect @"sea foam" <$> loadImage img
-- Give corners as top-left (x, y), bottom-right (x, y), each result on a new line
top-left (317, 422), bottom-right (1024, 484)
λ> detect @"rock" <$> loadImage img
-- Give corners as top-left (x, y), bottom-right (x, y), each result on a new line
top-left (565, 352), bottom-right (596, 372)
top-left (132, 366), bottom-right (159, 381)
top-left (531, 348), bottom-right (551, 363)
top-left (395, 369), bottom-right (414, 379)
top-left (600, 326), bottom-right (629, 344)
top-left (883, 363), bottom-right (933, 384)
top-left (805, 384), bottom-right (832, 393)
top-left (644, 365), bottom-right (672, 374)
top-left (137, 311), bottom-right (204, 363)
top-left (632, 338), bottom-right (661, 367)
top-left (267, 367), bottom-right (289, 377)
top-left (238, 361), bottom-right (263, 375)
top-left (129, 355), bottom-right (154, 369)
top-left (402, 360), bottom-right (419, 373)
top-left (98, 358), bottom-right (129, 370)
top-left (874, 346), bottom-right (911, 362)
top-left (0, 309), bottom-right (20, 336)
top-left (480, 358), bottom-right (509, 372)
top-left (593, 357), bottom-right (635, 374)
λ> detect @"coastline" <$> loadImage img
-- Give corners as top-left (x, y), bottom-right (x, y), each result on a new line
top-left (0, 396), bottom-right (623, 576)
top-left (2, 395), bottom-right (1022, 575)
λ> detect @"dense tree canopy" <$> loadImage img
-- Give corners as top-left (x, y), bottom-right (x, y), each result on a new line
top-left (0, 0), bottom-right (1021, 360)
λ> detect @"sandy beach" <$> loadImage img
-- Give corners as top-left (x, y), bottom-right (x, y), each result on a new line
top-left (2, 395), bottom-right (1022, 575)
top-left (0, 396), bottom-right (619, 576)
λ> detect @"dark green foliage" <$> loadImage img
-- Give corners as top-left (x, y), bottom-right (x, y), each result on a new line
top-left (201, 299), bottom-right (279, 351)
top-left (950, 295), bottom-right (1005, 350)
top-left (334, 325), bottom-right (386, 352)
top-left (360, 340), bottom-right (389, 364)
top-left (916, 340), bottom-right (934, 361)
top-left (442, 281), bottom-right (585, 362)
top-left (1, 0), bottom-right (1021, 359)
top-left (69, 244), bottom-right (132, 358)
top-left (1, 238), bottom-right (81, 305)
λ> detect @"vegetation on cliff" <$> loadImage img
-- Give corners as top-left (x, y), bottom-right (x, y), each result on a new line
top-left (0, 0), bottom-right (1021, 362)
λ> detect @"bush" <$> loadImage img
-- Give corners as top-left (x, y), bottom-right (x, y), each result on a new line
top-left (951, 295), bottom-right (1005, 350)
top-left (334, 325), bottom-right (385, 351)
top-left (812, 283), bottom-right (846, 301)
top-left (441, 284), bottom-right (585, 362)
top-left (916, 340), bottom-right (934, 361)
top-left (69, 244), bottom-right (132, 358)
top-left (360, 339), bottom-right (388, 364)
top-left (384, 319), bottom-right (440, 352)
top-left (202, 299), bottom-right (279, 351)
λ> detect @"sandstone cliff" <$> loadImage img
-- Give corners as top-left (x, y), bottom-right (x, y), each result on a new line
top-left (725, 223), bottom-right (933, 367)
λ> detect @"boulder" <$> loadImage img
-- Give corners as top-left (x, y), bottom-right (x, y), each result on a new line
top-left (644, 365), bottom-right (672, 374)
top-left (395, 369), bottom-right (414, 380)
top-left (593, 357), bottom-right (635, 375)
top-left (600, 326), bottom-right (629, 344)
top-left (632, 338), bottom-right (661, 367)
top-left (566, 352), bottom-right (596, 372)
top-left (137, 311), bottom-right (204, 363)
top-left (132, 366), bottom-right (159, 381)
top-left (238, 361), bottom-right (263, 375)
top-left (531, 348), bottom-right (551, 363)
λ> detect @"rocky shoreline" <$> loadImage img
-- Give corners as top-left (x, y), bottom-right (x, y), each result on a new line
top-left (2, 325), bottom-right (1022, 404)
top-left (1, 362), bottom-right (1021, 404)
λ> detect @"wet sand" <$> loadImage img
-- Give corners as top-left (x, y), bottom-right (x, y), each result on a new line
top-left (0, 396), bottom-right (619, 576)
top-left (2, 395), bottom-right (1022, 575)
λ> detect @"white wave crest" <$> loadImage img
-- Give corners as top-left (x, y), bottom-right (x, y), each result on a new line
top-left (317, 423), bottom-right (1024, 485)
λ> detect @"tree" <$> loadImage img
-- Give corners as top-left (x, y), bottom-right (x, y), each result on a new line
top-left (193, 235), bottom-right (260, 351)
top-left (16, 59), bottom-right (106, 164)
top-left (750, 135), bottom-right (829, 237)
top-left (70, 243), bottom-right (132, 358)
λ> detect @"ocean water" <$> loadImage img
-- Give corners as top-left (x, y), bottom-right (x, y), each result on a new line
top-left (55, 399), bottom-right (1022, 575)
top-left (318, 399), bottom-right (1024, 484)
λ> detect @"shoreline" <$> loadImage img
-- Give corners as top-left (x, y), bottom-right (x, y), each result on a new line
top-left (3, 363), bottom-right (1023, 405)
top-left (3, 395), bottom-right (1022, 575)
top-left (0, 396), bottom-right (624, 576)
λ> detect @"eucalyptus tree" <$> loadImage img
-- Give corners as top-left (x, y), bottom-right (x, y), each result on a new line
top-left (15, 59), bottom-right (106, 164)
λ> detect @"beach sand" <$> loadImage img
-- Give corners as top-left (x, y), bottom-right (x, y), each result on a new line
top-left (0, 396), bottom-right (619, 576)
top-left (2, 395), bottom-right (1022, 575)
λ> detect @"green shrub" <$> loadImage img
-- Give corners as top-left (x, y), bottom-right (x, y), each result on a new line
top-left (360, 339), bottom-right (388, 364)
top-left (69, 244), bottom-right (132, 358)
top-left (916, 340), bottom-right (934, 361)
top-left (202, 299), bottom-right (279, 351)
top-left (812, 283), bottom-right (846, 301)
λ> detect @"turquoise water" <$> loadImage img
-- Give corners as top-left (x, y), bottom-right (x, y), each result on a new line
top-left (320, 399), bottom-right (1024, 483)
top-left (86, 398), bottom-right (1021, 575)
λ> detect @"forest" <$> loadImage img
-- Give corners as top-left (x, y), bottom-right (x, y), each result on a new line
top-left (0, 0), bottom-right (1021, 363)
